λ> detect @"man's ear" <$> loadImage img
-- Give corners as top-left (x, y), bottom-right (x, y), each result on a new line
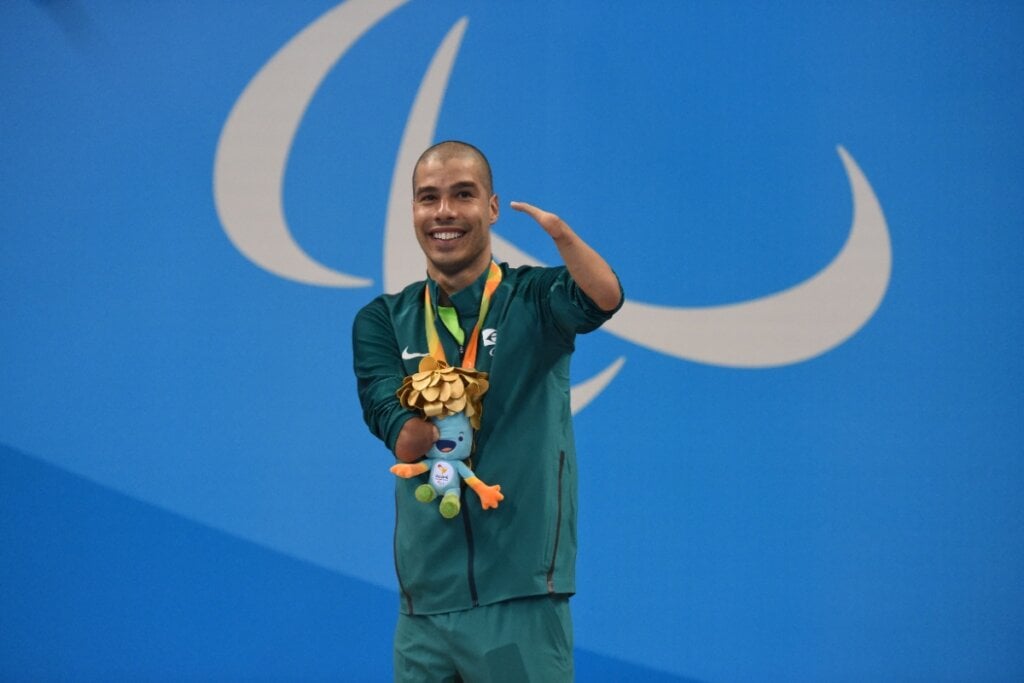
top-left (489, 193), bottom-right (499, 224)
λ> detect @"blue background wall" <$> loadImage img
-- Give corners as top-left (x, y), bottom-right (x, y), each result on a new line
top-left (2, 1), bottom-right (1022, 680)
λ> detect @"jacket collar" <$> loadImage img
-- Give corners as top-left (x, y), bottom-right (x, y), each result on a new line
top-left (427, 260), bottom-right (495, 318)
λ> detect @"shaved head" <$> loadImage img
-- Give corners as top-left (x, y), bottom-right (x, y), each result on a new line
top-left (413, 140), bottom-right (494, 196)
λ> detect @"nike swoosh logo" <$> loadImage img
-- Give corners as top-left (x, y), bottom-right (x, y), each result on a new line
top-left (402, 347), bottom-right (430, 360)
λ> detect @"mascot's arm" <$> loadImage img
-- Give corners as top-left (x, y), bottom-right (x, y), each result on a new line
top-left (465, 476), bottom-right (504, 510)
top-left (390, 462), bottom-right (429, 478)
top-left (453, 461), bottom-right (503, 510)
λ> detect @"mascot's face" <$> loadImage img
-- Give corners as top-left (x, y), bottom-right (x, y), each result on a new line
top-left (427, 412), bottom-right (472, 461)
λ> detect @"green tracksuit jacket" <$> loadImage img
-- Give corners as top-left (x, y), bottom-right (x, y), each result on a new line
top-left (353, 261), bottom-right (621, 615)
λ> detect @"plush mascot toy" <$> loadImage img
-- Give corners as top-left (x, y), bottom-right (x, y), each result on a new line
top-left (389, 357), bottom-right (504, 519)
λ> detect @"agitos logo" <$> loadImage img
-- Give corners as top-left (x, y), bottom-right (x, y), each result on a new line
top-left (213, 0), bottom-right (892, 412)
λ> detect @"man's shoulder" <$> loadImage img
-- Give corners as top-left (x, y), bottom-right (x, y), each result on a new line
top-left (354, 264), bottom-right (570, 313)
top-left (501, 262), bottom-right (567, 285)
top-left (499, 263), bottom-right (573, 302)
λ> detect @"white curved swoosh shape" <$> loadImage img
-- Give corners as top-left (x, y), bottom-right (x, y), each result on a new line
top-left (570, 357), bottom-right (627, 413)
top-left (606, 147), bottom-right (891, 367)
top-left (213, 0), bottom-right (410, 287)
top-left (498, 147), bottom-right (891, 369)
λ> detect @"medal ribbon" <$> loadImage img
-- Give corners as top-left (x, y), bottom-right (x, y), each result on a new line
top-left (424, 261), bottom-right (502, 370)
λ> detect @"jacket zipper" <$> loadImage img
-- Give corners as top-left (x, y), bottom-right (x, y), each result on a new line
top-left (440, 308), bottom-right (477, 604)
top-left (546, 450), bottom-right (566, 593)
top-left (428, 300), bottom-right (477, 606)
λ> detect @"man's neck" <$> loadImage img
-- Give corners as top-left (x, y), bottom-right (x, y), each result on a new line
top-left (429, 258), bottom-right (491, 303)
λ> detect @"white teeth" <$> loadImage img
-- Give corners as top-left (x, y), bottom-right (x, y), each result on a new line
top-left (433, 231), bottom-right (463, 241)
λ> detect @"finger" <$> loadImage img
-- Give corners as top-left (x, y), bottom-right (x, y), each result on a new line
top-left (511, 201), bottom-right (558, 228)
top-left (509, 200), bottom-right (542, 217)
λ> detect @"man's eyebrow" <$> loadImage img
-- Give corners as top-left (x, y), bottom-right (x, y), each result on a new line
top-left (414, 184), bottom-right (439, 195)
top-left (451, 180), bottom-right (482, 192)
top-left (415, 180), bottom-right (481, 195)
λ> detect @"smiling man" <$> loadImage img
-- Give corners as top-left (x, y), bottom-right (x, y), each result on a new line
top-left (353, 140), bottom-right (622, 681)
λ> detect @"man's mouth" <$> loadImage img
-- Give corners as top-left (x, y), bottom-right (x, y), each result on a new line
top-left (430, 230), bottom-right (465, 242)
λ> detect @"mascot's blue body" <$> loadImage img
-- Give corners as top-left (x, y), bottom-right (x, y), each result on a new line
top-left (390, 412), bottom-right (503, 519)
top-left (390, 358), bottom-right (503, 519)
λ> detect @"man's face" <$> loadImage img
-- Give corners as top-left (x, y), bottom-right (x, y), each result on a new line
top-left (412, 154), bottom-right (498, 282)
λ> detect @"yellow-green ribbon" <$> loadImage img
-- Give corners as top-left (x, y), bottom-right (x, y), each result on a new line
top-left (424, 261), bottom-right (502, 370)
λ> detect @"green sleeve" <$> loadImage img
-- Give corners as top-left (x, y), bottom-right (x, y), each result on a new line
top-left (543, 266), bottom-right (624, 339)
top-left (352, 297), bottom-right (415, 453)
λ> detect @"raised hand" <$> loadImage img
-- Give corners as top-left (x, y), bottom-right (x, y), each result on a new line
top-left (509, 200), bottom-right (623, 311)
top-left (509, 201), bottom-right (569, 242)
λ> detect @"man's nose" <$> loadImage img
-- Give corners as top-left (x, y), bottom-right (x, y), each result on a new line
top-left (435, 196), bottom-right (456, 219)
